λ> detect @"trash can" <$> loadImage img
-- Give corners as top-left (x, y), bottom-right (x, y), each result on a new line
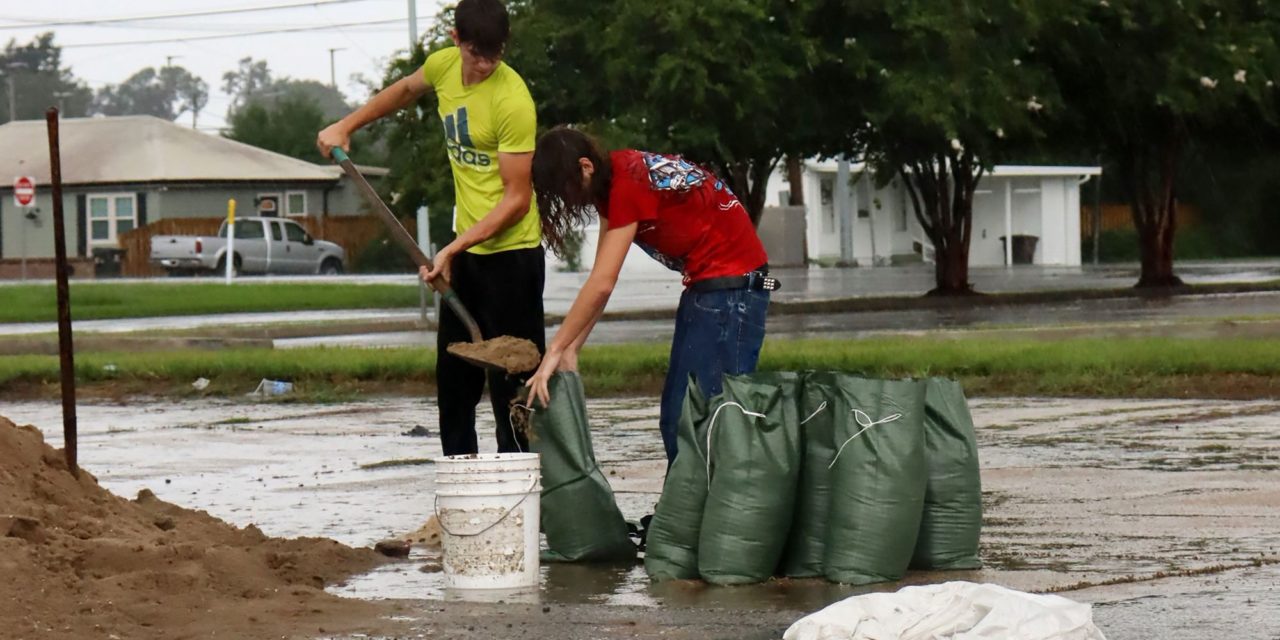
top-left (92, 248), bottom-right (125, 278)
top-left (999, 235), bottom-right (1038, 265)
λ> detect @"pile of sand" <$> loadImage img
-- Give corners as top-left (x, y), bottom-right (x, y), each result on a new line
top-left (0, 416), bottom-right (390, 639)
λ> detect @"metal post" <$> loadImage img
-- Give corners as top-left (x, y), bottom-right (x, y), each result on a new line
top-left (19, 207), bottom-right (27, 281)
top-left (1004, 178), bottom-right (1014, 267)
top-left (835, 158), bottom-right (852, 265)
top-left (328, 48), bottom-right (344, 88)
top-left (46, 107), bottom-right (78, 477)
top-left (1093, 159), bottom-right (1103, 266)
top-left (6, 74), bottom-right (14, 124)
top-left (225, 199), bottom-right (236, 284)
top-left (408, 0), bottom-right (419, 48)
top-left (416, 205), bottom-right (432, 322)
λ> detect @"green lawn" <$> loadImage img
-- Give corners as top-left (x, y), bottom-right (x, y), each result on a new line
top-left (0, 282), bottom-right (421, 324)
top-left (3, 336), bottom-right (1278, 400)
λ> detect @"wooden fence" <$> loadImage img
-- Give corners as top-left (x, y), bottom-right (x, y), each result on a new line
top-left (118, 215), bottom-right (416, 277)
top-left (1081, 203), bottom-right (1200, 236)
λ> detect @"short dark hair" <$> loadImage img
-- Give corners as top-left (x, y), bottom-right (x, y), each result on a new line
top-left (532, 126), bottom-right (611, 258)
top-left (455, 0), bottom-right (510, 59)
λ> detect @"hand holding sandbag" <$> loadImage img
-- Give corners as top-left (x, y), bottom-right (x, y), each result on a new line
top-left (530, 372), bottom-right (636, 562)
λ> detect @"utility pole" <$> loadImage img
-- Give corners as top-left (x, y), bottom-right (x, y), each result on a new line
top-left (4, 61), bottom-right (27, 123)
top-left (328, 48), bottom-right (345, 88)
top-left (408, 0), bottom-right (418, 48)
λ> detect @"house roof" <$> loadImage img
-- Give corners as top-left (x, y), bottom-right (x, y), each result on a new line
top-left (0, 115), bottom-right (387, 187)
top-left (804, 158), bottom-right (1101, 177)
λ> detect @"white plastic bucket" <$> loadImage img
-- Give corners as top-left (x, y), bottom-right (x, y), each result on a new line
top-left (433, 453), bottom-right (541, 590)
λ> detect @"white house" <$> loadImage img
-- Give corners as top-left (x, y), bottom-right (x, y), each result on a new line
top-left (764, 159), bottom-right (1101, 267)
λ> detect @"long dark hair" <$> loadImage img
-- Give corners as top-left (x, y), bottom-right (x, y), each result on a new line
top-left (532, 126), bottom-right (612, 258)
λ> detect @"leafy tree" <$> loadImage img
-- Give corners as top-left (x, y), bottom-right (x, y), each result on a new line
top-left (93, 65), bottom-right (209, 124)
top-left (816, 0), bottom-right (1059, 294)
top-left (221, 57), bottom-right (273, 112)
top-left (225, 94), bottom-right (329, 163)
top-left (502, 0), bottom-right (832, 226)
top-left (0, 32), bottom-right (92, 120)
top-left (1043, 0), bottom-right (1280, 287)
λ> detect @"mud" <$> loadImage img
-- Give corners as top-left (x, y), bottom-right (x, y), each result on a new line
top-left (447, 335), bottom-right (542, 373)
top-left (3, 395), bottom-right (1279, 638)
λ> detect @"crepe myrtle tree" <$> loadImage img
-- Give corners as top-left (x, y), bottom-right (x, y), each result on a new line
top-left (1044, 0), bottom-right (1280, 287)
top-left (507, 0), bottom-right (833, 226)
top-left (822, 0), bottom-right (1059, 295)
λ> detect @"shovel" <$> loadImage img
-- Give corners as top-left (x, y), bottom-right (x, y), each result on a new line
top-left (330, 147), bottom-right (539, 374)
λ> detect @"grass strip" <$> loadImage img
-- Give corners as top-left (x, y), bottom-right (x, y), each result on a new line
top-left (3, 335), bottom-right (1280, 400)
top-left (0, 282), bottom-right (420, 324)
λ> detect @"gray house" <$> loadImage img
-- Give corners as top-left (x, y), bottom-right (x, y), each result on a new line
top-left (0, 115), bottom-right (384, 266)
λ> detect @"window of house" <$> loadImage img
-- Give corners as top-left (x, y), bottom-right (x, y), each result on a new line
top-left (87, 193), bottom-right (138, 246)
top-left (285, 191), bottom-right (307, 216)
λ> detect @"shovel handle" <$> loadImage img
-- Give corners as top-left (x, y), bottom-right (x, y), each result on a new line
top-left (331, 147), bottom-right (484, 342)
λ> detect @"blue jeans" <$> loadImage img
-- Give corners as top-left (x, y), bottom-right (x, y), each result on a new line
top-left (659, 286), bottom-right (770, 463)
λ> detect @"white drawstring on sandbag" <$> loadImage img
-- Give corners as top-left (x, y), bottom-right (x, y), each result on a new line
top-left (704, 401), bottom-right (767, 484)
top-left (828, 409), bottom-right (903, 469)
top-left (800, 401), bottom-right (828, 425)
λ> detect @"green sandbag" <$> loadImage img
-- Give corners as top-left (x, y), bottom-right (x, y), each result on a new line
top-left (910, 377), bottom-right (983, 570)
top-left (779, 371), bottom-right (840, 578)
top-left (644, 376), bottom-right (711, 581)
top-left (824, 375), bottom-right (927, 585)
top-left (530, 372), bottom-right (636, 562)
top-left (698, 372), bottom-right (802, 585)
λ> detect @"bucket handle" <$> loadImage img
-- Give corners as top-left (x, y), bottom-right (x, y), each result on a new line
top-left (433, 476), bottom-right (539, 538)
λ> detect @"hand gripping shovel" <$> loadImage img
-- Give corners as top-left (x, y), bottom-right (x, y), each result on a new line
top-left (331, 147), bottom-right (540, 374)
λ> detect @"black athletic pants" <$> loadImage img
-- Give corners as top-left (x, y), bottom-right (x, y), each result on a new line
top-left (436, 246), bottom-right (546, 456)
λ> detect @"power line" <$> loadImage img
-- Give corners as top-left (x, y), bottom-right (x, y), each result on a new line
top-left (0, 0), bottom-right (379, 31)
top-left (61, 18), bottom-right (430, 49)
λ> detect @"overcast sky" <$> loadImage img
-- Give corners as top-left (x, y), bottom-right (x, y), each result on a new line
top-left (0, 0), bottom-right (450, 131)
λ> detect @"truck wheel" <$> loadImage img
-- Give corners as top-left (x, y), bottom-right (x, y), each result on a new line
top-left (320, 258), bottom-right (344, 276)
top-left (216, 254), bottom-right (242, 277)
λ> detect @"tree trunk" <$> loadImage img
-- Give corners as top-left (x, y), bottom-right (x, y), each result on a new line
top-left (901, 152), bottom-right (981, 296)
top-left (1122, 120), bottom-right (1185, 289)
top-left (786, 155), bottom-right (805, 206)
top-left (722, 158), bottom-right (779, 228)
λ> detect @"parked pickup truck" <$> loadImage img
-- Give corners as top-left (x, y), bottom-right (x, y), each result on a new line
top-left (150, 217), bottom-right (346, 276)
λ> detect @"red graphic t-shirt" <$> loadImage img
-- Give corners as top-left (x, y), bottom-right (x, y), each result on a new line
top-left (597, 150), bottom-right (768, 285)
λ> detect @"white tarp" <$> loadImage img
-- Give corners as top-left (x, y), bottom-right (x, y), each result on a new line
top-left (784, 581), bottom-right (1107, 640)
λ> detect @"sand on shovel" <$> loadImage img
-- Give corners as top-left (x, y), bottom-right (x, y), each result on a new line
top-left (447, 335), bottom-right (541, 374)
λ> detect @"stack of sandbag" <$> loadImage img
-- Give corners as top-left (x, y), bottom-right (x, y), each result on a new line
top-left (646, 371), bottom-right (982, 585)
top-left (530, 372), bottom-right (636, 562)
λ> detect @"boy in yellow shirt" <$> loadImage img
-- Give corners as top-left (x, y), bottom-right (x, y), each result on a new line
top-left (318, 0), bottom-right (542, 456)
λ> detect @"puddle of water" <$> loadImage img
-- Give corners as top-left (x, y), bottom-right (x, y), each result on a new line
top-left (5, 394), bottom-right (1279, 613)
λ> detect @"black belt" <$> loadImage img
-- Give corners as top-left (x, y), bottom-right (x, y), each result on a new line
top-left (689, 268), bottom-right (781, 293)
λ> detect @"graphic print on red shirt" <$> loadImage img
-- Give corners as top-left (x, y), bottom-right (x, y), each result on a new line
top-left (598, 150), bottom-right (768, 284)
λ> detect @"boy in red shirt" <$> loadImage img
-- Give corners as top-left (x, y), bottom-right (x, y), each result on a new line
top-left (525, 127), bottom-right (776, 463)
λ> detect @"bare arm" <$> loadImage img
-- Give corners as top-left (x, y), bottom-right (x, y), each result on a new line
top-left (559, 218), bottom-right (614, 366)
top-left (317, 72), bottom-right (430, 157)
top-left (527, 221), bottom-right (637, 405)
top-left (424, 151), bottom-right (534, 281)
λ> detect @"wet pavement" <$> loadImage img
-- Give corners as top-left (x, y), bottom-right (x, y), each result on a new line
top-left (3, 394), bottom-right (1279, 638)
top-left (3, 260), bottom-right (1280, 340)
top-left (273, 290), bottom-right (1280, 349)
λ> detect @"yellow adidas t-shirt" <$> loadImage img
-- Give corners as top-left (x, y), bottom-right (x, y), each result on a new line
top-left (422, 47), bottom-right (541, 254)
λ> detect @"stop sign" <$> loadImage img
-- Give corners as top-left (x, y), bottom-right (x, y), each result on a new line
top-left (13, 176), bottom-right (35, 207)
